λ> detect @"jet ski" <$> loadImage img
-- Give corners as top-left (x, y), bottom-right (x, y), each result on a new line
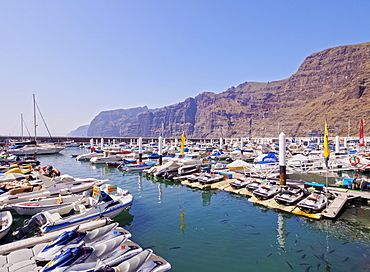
top-left (40, 235), bottom-right (142, 272)
top-left (274, 184), bottom-right (310, 205)
top-left (253, 180), bottom-right (281, 200)
top-left (245, 178), bottom-right (268, 192)
top-left (229, 177), bottom-right (253, 189)
top-left (297, 190), bottom-right (328, 213)
top-left (186, 173), bottom-right (202, 183)
top-left (36, 223), bottom-right (131, 261)
top-left (95, 249), bottom-right (172, 272)
top-left (198, 173), bottom-right (224, 185)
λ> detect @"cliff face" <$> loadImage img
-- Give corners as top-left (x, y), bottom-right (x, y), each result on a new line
top-left (86, 42), bottom-right (370, 138)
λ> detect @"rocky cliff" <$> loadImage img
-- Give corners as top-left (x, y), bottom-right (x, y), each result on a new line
top-left (85, 42), bottom-right (370, 138)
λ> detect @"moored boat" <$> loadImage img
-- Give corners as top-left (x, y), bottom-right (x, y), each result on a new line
top-left (253, 180), bottom-right (282, 200)
top-left (13, 184), bottom-right (133, 239)
top-left (36, 222), bottom-right (133, 262)
top-left (12, 194), bottom-right (90, 216)
top-left (39, 235), bottom-right (141, 272)
top-left (229, 177), bottom-right (253, 189)
top-left (274, 184), bottom-right (310, 205)
top-left (297, 190), bottom-right (328, 213)
top-left (120, 161), bottom-right (157, 171)
top-left (0, 211), bottom-right (12, 240)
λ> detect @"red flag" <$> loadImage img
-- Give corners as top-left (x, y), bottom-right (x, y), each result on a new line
top-left (359, 119), bottom-right (365, 146)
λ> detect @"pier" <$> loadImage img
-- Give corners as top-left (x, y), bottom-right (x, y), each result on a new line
top-left (173, 173), bottom-right (370, 220)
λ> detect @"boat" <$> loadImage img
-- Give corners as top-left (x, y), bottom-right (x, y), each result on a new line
top-left (186, 172), bottom-right (203, 183)
top-left (63, 141), bottom-right (80, 148)
top-left (90, 154), bottom-right (123, 164)
top-left (0, 211), bottom-right (12, 240)
top-left (297, 190), bottom-right (328, 213)
top-left (245, 178), bottom-right (268, 192)
top-left (36, 222), bottom-right (132, 262)
top-left (12, 193), bottom-right (90, 215)
top-left (163, 165), bottom-right (200, 180)
top-left (39, 235), bottom-right (142, 272)
top-left (76, 152), bottom-right (104, 161)
top-left (12, 184), bottom-right (133, 239)
top-left (0, 173), bottom-right (107, 209)
top-left (6, 143), bottom-right (65, 156)
top-left (120, 161), bottom-right (157, 171)
top-left (227, 159), bottom-right (250, 173)
top-left (198, 173), bottom-right (224, 185)
top-left (96, 249), bottom-right (171, 272)
top-left (146, 161), bottom-right (181, 177)
top-left (253, 180), bottom-right (282, 200)
top-left (274, 184), bottom-right (310, 205)
top-left (229, 177), bottom-right (253, 189)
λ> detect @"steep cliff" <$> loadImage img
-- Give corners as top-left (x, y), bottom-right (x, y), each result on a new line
top-left (85, 42), bottom-right (370, 138)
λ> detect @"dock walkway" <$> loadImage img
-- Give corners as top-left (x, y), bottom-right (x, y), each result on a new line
top-left (173, 173), bottom-right (370, 220)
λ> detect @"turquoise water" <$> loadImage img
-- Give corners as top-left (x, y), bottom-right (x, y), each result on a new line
top-left (6, 148), bottom-right (370, 271)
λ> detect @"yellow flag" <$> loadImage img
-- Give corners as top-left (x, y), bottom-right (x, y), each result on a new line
top-left (324, 121), bottom-right (330, 159)
top-left (180, 133), bottom-right (186, 155)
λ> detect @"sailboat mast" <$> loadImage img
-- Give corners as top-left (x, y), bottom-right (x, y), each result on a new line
top-left (21, 113), bottom-right (24, 141)
top-left (33, 94), bottom-right (37, 142)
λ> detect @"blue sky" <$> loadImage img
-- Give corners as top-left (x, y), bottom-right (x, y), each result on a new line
top-left (1, 1), bottom-right (369, 136)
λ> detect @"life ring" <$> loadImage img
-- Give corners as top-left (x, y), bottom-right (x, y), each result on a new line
top-left (349, 156), bottom-right (360, 165)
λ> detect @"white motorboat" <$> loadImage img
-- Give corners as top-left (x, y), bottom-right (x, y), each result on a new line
top-left (13, 184), bottom-right (133, 239)
top-left (90, 154), bottom-right (123, 164)
top-left (63, 141), bottom-right (80, 147)
top-left (6, 143), bottom-right (65, 155)
top-left (120, 161), bottom-right (157, 172)
top-left (0, 173), bottom-right (107, 209)
top-left (12, 194), bottom-right (90, 215)
top-left (0, 211), bottom-right (12, 240)
top-left (227, 160), bottom-right (250, 173)
top-left (76, 152), bottom-right (104, 161)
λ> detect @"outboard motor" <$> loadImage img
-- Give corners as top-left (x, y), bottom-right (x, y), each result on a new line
top-left (13, 213), bottom-right (47, 240)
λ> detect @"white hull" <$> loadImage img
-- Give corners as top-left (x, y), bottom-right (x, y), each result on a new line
top-left (8, 146), bottom-right (65, 155)
top-left (12, 194), bottom-right (88, 215)
top-left (0, 211), bottom-right (12, 240)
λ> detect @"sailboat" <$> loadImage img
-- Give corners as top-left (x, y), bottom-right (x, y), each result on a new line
top-left (6, 94), bottom-right (65, 155)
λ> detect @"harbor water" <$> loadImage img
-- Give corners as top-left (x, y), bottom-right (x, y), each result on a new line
top-left (3, 148), bottom-right (370, 271)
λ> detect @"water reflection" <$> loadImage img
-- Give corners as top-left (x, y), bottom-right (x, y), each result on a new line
top-left (277, 214), bottom-right (286, 248)
top-left (157, 183), bottom-right (163, 202)
top-left (138, 174), bottom-right (142, 191)
top-left (202, 190), bottom-right (212, 206)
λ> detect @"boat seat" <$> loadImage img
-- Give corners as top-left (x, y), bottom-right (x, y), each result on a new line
top-left (44, 211), bottom-right (62, 222)
top-left (77, 204), bottom-right (87, 213)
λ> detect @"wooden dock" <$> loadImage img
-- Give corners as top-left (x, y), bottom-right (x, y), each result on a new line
top-left (175, 175), bottom-right (370, 220)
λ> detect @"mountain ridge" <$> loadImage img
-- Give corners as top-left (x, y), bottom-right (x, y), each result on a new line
top-left (73, 41), bottom-right (370, 138)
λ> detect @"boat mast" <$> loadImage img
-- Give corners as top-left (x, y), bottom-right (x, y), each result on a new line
top-left (21, 113), bottom-right (24, 141)
top-left (33, 94), bottom-right (37, 142)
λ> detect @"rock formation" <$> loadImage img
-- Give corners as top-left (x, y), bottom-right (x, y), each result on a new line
top-left (83, 42), bottom-right (370, 138)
